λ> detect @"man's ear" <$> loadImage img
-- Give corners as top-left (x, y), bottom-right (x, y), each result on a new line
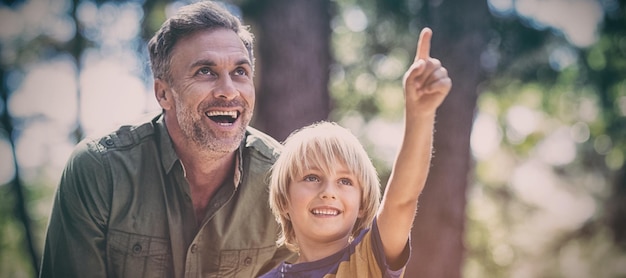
top-left (154, 78), bottom-right (173, 110)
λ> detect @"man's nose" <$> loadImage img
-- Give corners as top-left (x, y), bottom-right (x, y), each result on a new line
top-left (213, 76), bottom-right (237, 100)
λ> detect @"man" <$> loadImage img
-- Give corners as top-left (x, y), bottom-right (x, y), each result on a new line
top-left (39, 1), bottom-right (294, 277)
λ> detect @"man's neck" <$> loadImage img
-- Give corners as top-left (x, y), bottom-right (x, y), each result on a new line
top-left (179, 148), bottom-right (236, 225)
top-left (163, 114), bottom-right (240, 224)
top-left (183, 144), bottom-right (236, 179)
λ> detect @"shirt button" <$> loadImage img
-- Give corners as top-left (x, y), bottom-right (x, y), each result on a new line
top-left (132, 243), bottom-right (142, 254)
top-left (105, 138), bottom-right (114, 146)
top-left (190, 244), bottom-right (198, 253)
top-left (243, 256), bottom-right (252, 266)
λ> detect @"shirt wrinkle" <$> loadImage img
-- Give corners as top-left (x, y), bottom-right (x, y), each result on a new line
top-left (156, 115), bottom-right (180, 174)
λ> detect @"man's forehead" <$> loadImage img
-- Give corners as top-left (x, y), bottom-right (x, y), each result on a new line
top-left (171, 29), bottom-right (250, 65)
top-left (173, 28), bottom-right (247, 54)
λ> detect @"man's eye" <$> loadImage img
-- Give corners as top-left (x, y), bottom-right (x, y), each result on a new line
top-left (198, 68), bottom-right (213, 75)
top-left (303, 175), bottom-right (320, 182)
top-left (234, 67), bottom-right (248, 76)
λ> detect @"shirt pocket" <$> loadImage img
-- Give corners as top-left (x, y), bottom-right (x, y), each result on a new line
top-left (108, 229), bottom-right (171, 278)
top-left (215, 245), bottom-right (276, 278)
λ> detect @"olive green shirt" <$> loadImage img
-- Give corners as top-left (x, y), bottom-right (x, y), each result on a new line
top-left (40, 114), bottom-right (294, 278)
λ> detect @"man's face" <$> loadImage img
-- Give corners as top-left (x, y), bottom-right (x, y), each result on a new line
top-left (159, 28), bottom-right (255, 154)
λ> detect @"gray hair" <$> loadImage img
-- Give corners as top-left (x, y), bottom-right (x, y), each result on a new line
top-left (148, 1), bottom-right (255, 82)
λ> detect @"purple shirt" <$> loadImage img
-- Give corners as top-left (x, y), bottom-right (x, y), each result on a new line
top-left (259, 218), bottom-right (410, 278)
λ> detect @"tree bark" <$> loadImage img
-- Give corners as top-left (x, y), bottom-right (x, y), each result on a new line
top-left (405, 0), bottom-right (490, 277)
top-left (244, 0), bottom-right (332, 141)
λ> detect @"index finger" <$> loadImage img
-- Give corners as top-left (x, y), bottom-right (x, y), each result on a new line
top-left (416, 27), bottom-right (432, 61)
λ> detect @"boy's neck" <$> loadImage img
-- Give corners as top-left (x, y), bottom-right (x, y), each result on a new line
top-left (294, 236), bottom-right (351, 263)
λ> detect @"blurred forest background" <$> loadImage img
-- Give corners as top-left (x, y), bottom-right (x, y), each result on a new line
top-left (1, 0), bottom-right (625, 277)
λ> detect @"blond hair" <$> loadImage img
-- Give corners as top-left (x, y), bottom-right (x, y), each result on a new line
top-left (269, 121), bottom-right (381, 252)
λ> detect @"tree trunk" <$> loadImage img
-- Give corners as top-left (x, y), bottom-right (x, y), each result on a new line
top-left (1, 59), bottom-right (40, 278)
top-left (244, 0), bottom-right (332, 141)
top-left (405, 0), bottom-right (490, 277)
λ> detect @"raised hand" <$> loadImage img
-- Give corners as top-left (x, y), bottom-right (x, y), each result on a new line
top-left (402, 27), bottom-right (452, 117)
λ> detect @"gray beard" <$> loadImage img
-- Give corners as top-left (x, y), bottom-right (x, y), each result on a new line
top-left (189, 120), bottom-right (245, 154)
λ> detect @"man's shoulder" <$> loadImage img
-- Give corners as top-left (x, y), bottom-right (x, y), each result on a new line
top-left (78, 114), bottom-right (160, 155)
top-left (244, 126), bottom-right (282, 161)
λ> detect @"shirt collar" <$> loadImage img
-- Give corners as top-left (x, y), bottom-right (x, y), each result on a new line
top-left (156, 114), bottom-right (243, 188)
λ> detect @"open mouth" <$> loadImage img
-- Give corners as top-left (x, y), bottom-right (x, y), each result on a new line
top-left (206, 110), bottom-right (239, 125)
top-left (311, 208), bottom-right (341, 216)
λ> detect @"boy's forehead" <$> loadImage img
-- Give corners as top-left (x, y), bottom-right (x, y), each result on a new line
top-left (300, 156), bottom-right (352, 174)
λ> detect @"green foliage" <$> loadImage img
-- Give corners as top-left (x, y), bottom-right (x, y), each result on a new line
top-left (1, 0), bottom-right (625, 277)
top-left (0, 185), bottom-right (35, 278)
top-left (330, 0), bottom-right (626, 277)
top-left (465, 3), bottom-right (626, 273)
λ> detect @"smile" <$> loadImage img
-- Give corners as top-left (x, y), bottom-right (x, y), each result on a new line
top-left (311, 208), bottom-right (341, 216)
top-left (205, 110), bottom-right (240, 125)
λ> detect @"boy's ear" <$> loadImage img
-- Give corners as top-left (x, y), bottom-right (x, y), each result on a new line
top-left (358, 208), bottom-right (366, 218)
top-left (154, 78), bottom-right (173, 110)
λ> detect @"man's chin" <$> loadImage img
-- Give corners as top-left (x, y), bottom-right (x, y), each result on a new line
top-left (197, 134), bottom-right (244, 154)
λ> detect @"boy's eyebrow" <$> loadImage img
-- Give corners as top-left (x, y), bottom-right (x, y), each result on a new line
top-left (336, 171), bottom-right (357, 177)
top-left (304, 167), bottom-right (355, 176)
top-left (301, 167), bottom-right (321, 173)
top-left (334, 166), bottom-right (358, 175)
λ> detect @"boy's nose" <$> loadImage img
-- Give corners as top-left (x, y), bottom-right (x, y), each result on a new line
top-left (319, 183), bottom-right (337, 200)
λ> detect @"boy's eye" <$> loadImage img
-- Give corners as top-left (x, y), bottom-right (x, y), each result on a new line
top-left (339, 178), bottom-right (353, 186)
top-left (303, 175), bottom-right (320, 182)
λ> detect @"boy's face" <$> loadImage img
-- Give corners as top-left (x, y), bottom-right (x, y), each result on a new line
top-left (286, 162), bottom-right (364, 248)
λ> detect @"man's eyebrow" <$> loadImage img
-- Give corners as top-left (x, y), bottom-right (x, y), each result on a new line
top-left (235, 58), bottom-right (252, 67)
top-left (190, 59), bottom-right (251, 68)
top-left (190, 59), bottom-right (216, 68)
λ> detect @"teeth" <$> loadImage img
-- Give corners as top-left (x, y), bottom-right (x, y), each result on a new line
top-left (206, 111), bottom-right (238, 118)
top-left (311, 209), bottom-right (340, 216)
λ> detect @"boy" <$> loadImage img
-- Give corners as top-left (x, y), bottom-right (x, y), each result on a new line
top-left (261, 27), bottom-right (452, 277)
